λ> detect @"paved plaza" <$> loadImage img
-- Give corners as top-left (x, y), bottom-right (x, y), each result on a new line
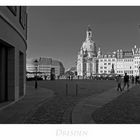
top-left (0, 80), bottom-right (138, 124)
top-left (92, 84), bottom-right (140, 124)
top-left (72, 83), bottom-right (135, 124)
top-left (0, 86), bottom-right (54, 123)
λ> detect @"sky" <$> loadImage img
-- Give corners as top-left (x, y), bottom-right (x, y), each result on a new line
top-left (27, 6), bottom-right (140, 69)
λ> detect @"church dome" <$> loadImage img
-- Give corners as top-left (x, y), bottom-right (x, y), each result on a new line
top-left (79, 26), bottom-right (97, 57)
top-left (82, 40), bottom-right (95, 52)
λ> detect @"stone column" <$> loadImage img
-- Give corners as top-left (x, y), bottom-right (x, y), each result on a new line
top-left (86, 61), bottom-right (90, 76)
top-left (81, 58), bottom-right (83, 76)
top-left (92, 58), bottom-right (96, 74)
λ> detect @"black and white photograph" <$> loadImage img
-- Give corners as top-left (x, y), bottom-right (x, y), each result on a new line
top-left (1, 5), bottom-right (140, 124)
top-left (1, 3), bottom-right (140, 139)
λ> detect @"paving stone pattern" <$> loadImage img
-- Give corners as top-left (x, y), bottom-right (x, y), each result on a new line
top-left (25, 95), bottom-right (81, 124)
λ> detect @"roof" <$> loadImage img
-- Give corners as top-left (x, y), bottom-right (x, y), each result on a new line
top-left (123, 51), bottom-right (133, 58)
top-left (28, 57), bottom-right (64, 68)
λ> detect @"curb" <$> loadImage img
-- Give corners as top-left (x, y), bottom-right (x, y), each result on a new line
top-left (72, 84), bottom-right (135, 124)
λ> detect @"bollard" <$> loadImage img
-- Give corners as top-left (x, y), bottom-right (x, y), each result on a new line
top-left (66, 83), bottom-right (68, 96)
top-left (35, 80), bottom-right (38, 89)
top-left (76, 84), bottom-right (78, 96)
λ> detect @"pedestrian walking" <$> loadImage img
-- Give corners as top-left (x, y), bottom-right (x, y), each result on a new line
top-left (116, 75), bottom-right (122, 92)
top-left (138, 76), bottom-right (140, 84)
top-left (78, 75), bottom-right (79, 80)
top-left (131, 75), bottom-right (134, 84)
top-left (135, 76), bottom-right (137, 84)
top-left (135, 76), bottom-right (139, 84)
top-left (123, 73), bottom-right (129, 91)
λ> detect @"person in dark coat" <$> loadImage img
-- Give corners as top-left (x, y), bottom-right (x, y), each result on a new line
top-left (116, 75), bottom-right (122, 92)
top-left (131, 75), bottom-right (134, 84)
top-left (135, 76), bottom-right (139, 84)
top-left (123, 73), bottom-right (129, 91)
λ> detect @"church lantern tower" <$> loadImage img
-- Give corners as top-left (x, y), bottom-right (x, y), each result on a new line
top-left (86, 25), bottom-right (92, 41)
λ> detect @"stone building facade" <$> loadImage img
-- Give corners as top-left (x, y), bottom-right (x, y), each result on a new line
top-left (0, 6), bottom-right (27, 102)
top-left (97, 51), bottom-right (117, 75)
top-left (98, 45), bottom-right (140, 76)
top-left (77, 26), bottom-right (140, 77)
top-left (77, 26), bottom-right (97, 77)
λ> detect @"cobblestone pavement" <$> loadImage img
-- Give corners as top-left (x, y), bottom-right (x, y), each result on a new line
top-left (92, 84), bottom-right (139, 124)
top-left (24, 95), bottom-right (81, 124)
top-left (72, 83), bottom-right (135, 124)
top-left (0, 86), bottom-right (54, 124)
top-left (25, 80), bottom-right (116, 124)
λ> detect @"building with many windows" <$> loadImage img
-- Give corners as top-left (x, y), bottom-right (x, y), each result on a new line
top-left (132, 45), bottom-right (140, 76)
top-left (0, 6), bottom-right (27, 103)
top-left (98, 51), bottom-right (117, 75)
top-left (77, 26), bottom-right (140, 77)
top-left (26, 57), bottom-right (65, 79)
top-left (97, 45), bottom-right (140, 76)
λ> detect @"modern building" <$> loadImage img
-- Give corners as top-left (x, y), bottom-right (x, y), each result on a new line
top-left (0, 6), bottom-right (27, 102)
top-left (77, 25), bottom-right (97, 77)
top-left (26, 57), bottom-right (65, 79)
top-left (77, 26), bottom-right (140, 77)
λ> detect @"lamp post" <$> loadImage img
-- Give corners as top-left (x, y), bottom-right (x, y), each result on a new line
top-left (34, 59), bottom-right (38, 89)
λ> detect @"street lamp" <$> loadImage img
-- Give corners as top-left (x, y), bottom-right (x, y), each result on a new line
top-left (34, 59), bottom-right (38, 89)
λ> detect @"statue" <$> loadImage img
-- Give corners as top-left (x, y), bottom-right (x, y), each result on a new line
top-left (111, 64), bottom-right (115, 74)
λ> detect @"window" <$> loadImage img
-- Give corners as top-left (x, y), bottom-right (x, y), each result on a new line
top-left (19, 6), bottom-right (27, 29)
top-left (104, 63), bottom-right (107, 65)
top-left (7, 6), bottom-right (17, 16)
top-left (108, 63), bottom-right (111, 65)
top-left (100, 67), bottom-right (103, 69)
top-left (104, 67), bottom-right (107, 69)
